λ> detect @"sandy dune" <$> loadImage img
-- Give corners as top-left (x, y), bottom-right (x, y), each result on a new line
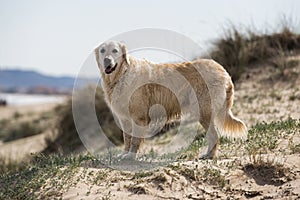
top-left (0, 103), bottom-right (59, 163)
top-left (1, 56), bottom-right (300, 199)
top-left (0, 103), bottom-right (58, 120)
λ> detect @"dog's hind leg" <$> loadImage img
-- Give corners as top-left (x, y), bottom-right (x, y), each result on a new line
top-left (199, 121), bottom-right (219, 159)
top-left (128, 121), bottom-right (145, 158)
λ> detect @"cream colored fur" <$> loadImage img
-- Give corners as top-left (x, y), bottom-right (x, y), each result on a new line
top-left (95, 41), bottom-right (247, 159)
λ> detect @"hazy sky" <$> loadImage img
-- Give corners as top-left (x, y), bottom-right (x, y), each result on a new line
top-left (0, 0), bottom-right (299, 77)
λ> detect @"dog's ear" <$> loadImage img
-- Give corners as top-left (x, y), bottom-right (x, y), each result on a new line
top-left (94, 46), bottom-right (102, 69)
top-left (120, 43), bottom-right (130, 65)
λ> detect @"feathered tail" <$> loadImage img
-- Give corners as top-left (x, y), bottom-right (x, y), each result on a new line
top-left (218, 78), bottom-right (247, 139)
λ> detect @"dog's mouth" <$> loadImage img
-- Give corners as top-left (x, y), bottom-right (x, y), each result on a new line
top-left (105, 63), bottom-right (118, 74)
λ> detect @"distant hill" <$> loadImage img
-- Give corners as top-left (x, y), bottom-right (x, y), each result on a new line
top-left (0, 69), bottom-right (98, 94)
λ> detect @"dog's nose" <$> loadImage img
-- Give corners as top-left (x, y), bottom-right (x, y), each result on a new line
top-left (104, 58), bottom-right (111, 66)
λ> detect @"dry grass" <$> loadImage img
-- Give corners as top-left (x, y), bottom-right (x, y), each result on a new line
top-left (0, 110), bottom-right (54, 142)
top-left (210, 23), bottom-right (300, 81)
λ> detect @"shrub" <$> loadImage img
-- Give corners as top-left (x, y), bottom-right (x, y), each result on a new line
top-left (210, 24), bottom-right (300, 81)
top-left (0, 121), bottom-right (42, 142)
top-left (43, 86), bottom-right (123, 154)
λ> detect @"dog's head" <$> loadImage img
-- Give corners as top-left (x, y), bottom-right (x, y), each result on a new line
top-left (95, 41), bottom-right (130, 75)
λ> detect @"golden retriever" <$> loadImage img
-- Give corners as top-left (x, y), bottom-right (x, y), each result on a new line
top-left (95, 40), bottom-right (247, 159)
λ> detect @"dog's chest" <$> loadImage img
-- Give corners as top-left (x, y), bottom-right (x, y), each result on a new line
top-left (107, 74), bottom-right (137, 117)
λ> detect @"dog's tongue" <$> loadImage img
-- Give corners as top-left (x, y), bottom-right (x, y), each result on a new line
top-left (105, 66), bottom-right (112, 74)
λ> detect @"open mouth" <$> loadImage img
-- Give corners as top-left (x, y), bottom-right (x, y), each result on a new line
top-left (105, 63), bottom-right (118, 74)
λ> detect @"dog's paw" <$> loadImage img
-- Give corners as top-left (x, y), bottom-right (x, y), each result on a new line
top-left (198, 153), bottom-right (214, 160)
top-left (117, 152), bottom-right (127, 159)
top-left (117, 152), bottom-right (136, 161)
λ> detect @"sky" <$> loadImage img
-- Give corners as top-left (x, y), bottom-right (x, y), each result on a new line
top-left (0, 0), bottom-right (299, 77)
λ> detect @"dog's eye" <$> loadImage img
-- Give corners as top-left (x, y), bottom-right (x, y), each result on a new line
top-left (100, 48), bottom-right (105, 53)
top-left (112, 49), bottom-right (118, 53)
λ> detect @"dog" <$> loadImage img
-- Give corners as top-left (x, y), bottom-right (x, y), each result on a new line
top-left (95, 40), bottom-right (247, 159)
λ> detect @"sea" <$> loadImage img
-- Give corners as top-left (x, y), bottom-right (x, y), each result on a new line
top-left (0, 93), bottom-right (66, 106)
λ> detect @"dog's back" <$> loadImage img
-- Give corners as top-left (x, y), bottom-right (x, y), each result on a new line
top-left (127, 58), bottom-right (246, 139)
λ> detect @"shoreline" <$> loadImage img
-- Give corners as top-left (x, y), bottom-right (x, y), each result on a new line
top-left (0, 102), bottom-right (61, 120)
top-left (0, 92), bottom-right (66, 106)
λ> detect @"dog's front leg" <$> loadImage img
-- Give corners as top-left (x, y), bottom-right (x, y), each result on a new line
top-left (122, 137), bottom-right (143, 160)
top-left (120, 120), bottom-right (145, 160)
top-left (119, 136), bottom-right (143, 160)
top-left (123, 133), bottom-right (132, 152)
top-left (129, 136), bottom-right (143, 155)
top-left (118, 119), bottom-right (133, 159)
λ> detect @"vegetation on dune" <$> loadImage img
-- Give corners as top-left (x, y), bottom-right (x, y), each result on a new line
top-left (0, 154), bottom-right (97, 199)
top-left (210, 22), bottom-right (300, 81)
top-left (180, 118), bottom-right (300, 162)
top-left (0, 118), bottom-right (299, 199)
top-left (43, 86), bottom-right (123, 154)
top-left (0, 111), bottom-right (53, 142)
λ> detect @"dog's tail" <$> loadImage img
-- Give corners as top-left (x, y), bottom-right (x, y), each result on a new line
top-left (217, 78), bottom-right (247, 139)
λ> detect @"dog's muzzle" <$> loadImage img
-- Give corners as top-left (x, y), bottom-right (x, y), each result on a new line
top-left (104, 58), bottom-right (117, 74)
top-left (105, 63), bottom-right (118, 74)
